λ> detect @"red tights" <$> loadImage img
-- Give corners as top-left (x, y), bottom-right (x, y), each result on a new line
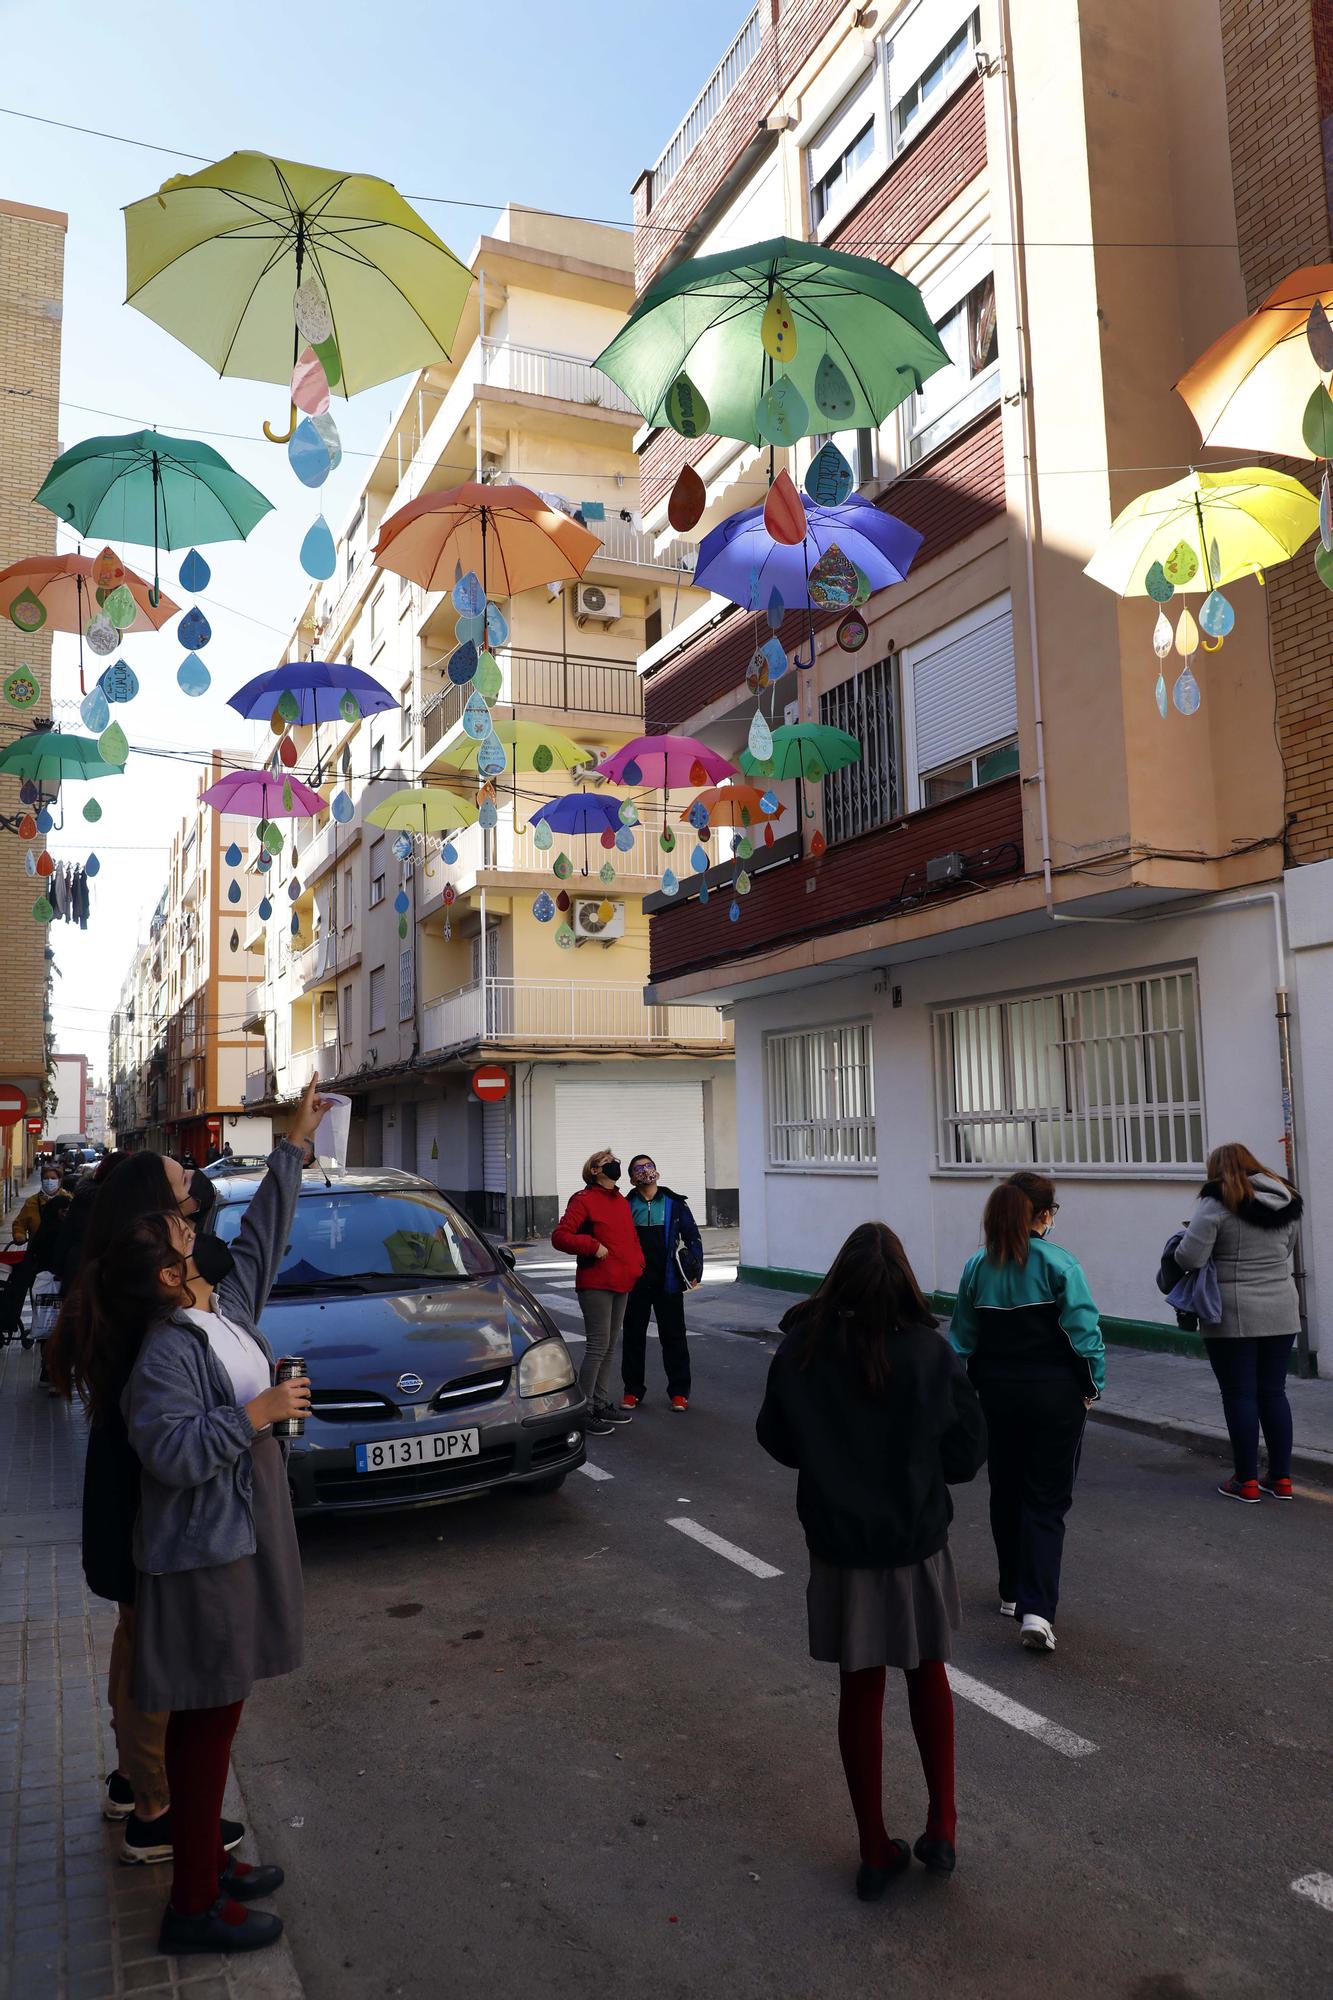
top-left (164, 1700), bottom-right (245, 1917)
top-left (837, 1662), bottom-right (955, 1866)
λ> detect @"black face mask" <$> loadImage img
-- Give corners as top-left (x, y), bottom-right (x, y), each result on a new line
top-left (186, 1170), bottom-right (216, 1223)
top-left (192, 1231), bottom-right (235, 1287)
top-left (602, 1159), bottom-right (622, 1182)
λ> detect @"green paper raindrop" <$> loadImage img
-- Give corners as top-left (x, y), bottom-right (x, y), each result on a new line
top-left (83, 798), bottom-right (102, 823)
top-left (98, 722), bottom-right (128, 766)
top-left (9, 588), bottom-right (46, 632)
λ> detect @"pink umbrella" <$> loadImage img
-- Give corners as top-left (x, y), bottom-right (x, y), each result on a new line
top-left (200, 768), bottom-right (325, 817)
top-left (596, 734), bottom-right (736, 789)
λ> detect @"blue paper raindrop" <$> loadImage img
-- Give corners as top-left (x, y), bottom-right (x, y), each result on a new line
top-left (80, 688), bottom-right (111, 732)
top-left (698, 879), bottom-right (709, 905)
top-left (451, 571), bottom-right (485, 614)
top-left (177, 653), bottom-right (211, 697)
top-left (661, 867), bottom-right (679, 897)
top-left (442, 842), bottom-right (458, 866)
top-left (288, 418), bottom-right (333, 488)
top-left (448, 640), bottom-right (479, 685)
top-left (178, 606), bottom-right (212, 650)
top-left (532, 891), bottom-right (556, 923)
top-left (728, 898), bottom-right (741, 923)
top-left (227, 879), bottom-right (241, 904)
top-left (288, 877), bottom-right (302, 902)
top-left (690, 845), bottom-right (709, 873)
top-left (35, 808), bottom-right (53, 834)
top-left (179, 549), bottom-right (211, 592)
top-left (85, 854), bottom-right (100, 877)
top-left (622, 758), bottom-right (642, 786)
top-left (299, 518), bottom-right (337, 582)
top-left (290, 912), bottom-right (301, 936)
top-left (98, 660), bottom-right (139, 703)
top-left (331, 790), bottom-right (355, 822)
top-left (392, 832), bottom-right (413, 861)
top-left (394, 889), bottom-right (410, 914)
top-left (454, 611), bottom-right (485, 644)
top-left (760, 789), bottom-right (780, 815)
top-left (462, 690), bottom-right (491, 739)
top-left (614, 826), bottom-right (635, 853)
top-left (225, 842), bottom-right (242, 868)
top-left (484, 602), bottom-right (509, 648)
top-left (478, 799), bottom-right (498, 829)
top-left (258, 896), bottom-right (273, 921)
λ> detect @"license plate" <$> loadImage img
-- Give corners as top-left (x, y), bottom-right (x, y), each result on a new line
top-left (353, 1429), bottom-right (480, 1473)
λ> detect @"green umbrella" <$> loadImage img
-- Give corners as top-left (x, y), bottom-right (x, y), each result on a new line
top-left (34, 430), bottom-right (273, 601)
top-left (0, 730), bottom-right (122, 784)
top-left (594, 237), bottom-right (949, 448)
top-left (739, 722), bottom-right (862, 782)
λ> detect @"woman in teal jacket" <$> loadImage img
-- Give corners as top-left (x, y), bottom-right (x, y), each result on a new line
top-left (950, 1171), bottom-right (1104, 1655)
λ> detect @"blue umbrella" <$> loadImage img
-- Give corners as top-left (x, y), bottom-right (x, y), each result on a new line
top-left (530, 791), bottom-right (626, 877)
top-left (694, 491), bottom-right (923, 611)
top-left (226, 661), bottom-right (398, 725)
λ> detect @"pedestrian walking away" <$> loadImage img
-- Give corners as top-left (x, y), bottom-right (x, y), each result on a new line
top-left (1, 1168), bottom-right (73, 1381)
top-left (552, 1148), bottom-right (645, 1437)
top-left (949, 1172), bottom-right (1105, 1655)
top-left (621, 1153), bottom-right (703, 1412)
top-left (1170, 1142), bottom-right (1303, 1504)
top-left (757, 1222), bottom-right (986, 1901)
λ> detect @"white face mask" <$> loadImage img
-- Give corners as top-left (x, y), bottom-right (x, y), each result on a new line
top-left (41, 1178), bottom-right (60, 1195)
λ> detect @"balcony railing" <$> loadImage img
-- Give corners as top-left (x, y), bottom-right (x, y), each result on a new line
top-left (318, 544), bottom-right (376, 650)
top-left (243, 984), bottom-right (265, 1023)
top-left (593, 516), bottom-right (697, 572)
top-left (289, 1032), bottom-right (341, 1072)
top-left (421, 976), bottom-right (732, 1053)
top-left (244, 1066), bottom-right (271, 1106)
top-left (649, 4), bottom-right (763, 201)
top-left (480, 339), bottom-right (638, 415)
top-left (421, 650), bottom-right (642, 753)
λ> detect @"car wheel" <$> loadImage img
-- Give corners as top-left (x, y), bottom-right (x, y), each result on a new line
top-left (515, 1471), bottom-right (568, 1496)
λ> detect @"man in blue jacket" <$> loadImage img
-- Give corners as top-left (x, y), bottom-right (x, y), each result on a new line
top-left (620, 1154), bottom-right (704, 1412)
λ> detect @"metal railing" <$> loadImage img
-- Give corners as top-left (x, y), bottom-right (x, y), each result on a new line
top-left (244, 1067), bottom-right (271, 1106)
top-left (649, 4), bottom-right (763, 200)
top-left (480, 339), bottom-right (638, 414)
top-left (289, 1033), bottom-right (341, 1071)
top-left (421, 977), bottom-right (732, 1053)
top-left (593, 516), bottom-right (697, 572)
top-left (421, 651), bottom-right (641, 753)
top-left (243, 984), bottom-right (264, 1022)
top-left (319, 544), bottom-right (376, 649)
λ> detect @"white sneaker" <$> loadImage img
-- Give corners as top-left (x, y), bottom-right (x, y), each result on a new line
top-left (1020, 1614), bottom-right (1056, 1652)
top-left (999, 1600), bottom-right (1016, 1618)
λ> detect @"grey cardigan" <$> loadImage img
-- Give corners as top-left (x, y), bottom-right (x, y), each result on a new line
top-left (1172, 1173), bottom-right (1302, 1340)
top-left (123, 1141), bottom-right (304, 1576)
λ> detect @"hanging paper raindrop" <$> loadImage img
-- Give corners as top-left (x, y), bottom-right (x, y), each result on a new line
top-left (699, 880), bottom-right (710, 905)
top-left (102, 584), bottom-right (138, 631)
top-left (552, 852), bottom-right (573, 880)
top-left (394, 889), bottom-right (410, 915)
top-left (300, 518), bottom-right (337, 581)
top-left (483, 602), bottom-right (509, 648)
top-left (668, 463), bottom-right (707, 533)
top-left (179, 548), bottom-right (211, 592)
top-left (462, 691), bottom-right (492, 739)
top-left (661, 868), bottom-right (679, 897)
top-left (179, 606), bottom-right (212, 650)
top-left (258, 895), bottom-right (273, 921)
top-left (18, 813), bottom-right (35, 839)
top-left (35, 807), bottom-right (53, 833)
top-left (837, 610), bottom-right (868, 653)
top-left (813, 353), bottom-right (856, 424)
top-left (85, 854), bottom-right (100, 878)
top-left (225, 841), bottom-right (243, 868)
top-left (728, 899), bottom-right (741, 924)
top-left (598, 861), bottom-right (616, 886)
top-left (804, 440), bottom-right (854, 508)
top-left (23, 849), bottom-right (35, 877)
top-left (451, 571), bottom-right (485, 615)
top-left (756, 376), bottom-right (809, 448)
top-left (293, 276), bottom-right (333, 343)
top-left (734, 869), bottom-right (751, 896)
top-left (555, 921), bottom-right (576, 950)
top-left (614, 826), bottom-right (635, 853)
top-left (288, 875), bottom-right (302, 902)
top-left (1152, 610), bottom-right (1173, 658)
top-left (760, 286), bottom-right (797, 361)
top-left (83, 799), bottom-right (102, 823)
top-left (690, 845), bottom-right (709, 874)
top-left (85, 613), bottom-right (118, 657)
top-left (660, 824), bottom-right (676, 853)
top-left (1302, 382), bottom-right (1333, 457)
top-left (263, 823), bottom-right (285, 855)
top-left (289, 419), bottom-right (333, 488)
top-left (1172, 664), bottom-right (1202, 715)
top-left (1175, 606), bottom-right (1199, 654)
top-left (32, 896), bottom-right (52, 922)
top-left (1144, 562), bottom-right (1175, 603)
top-left (229, 928), bottom-right (239, 953)
top-left (331, 790), bottom-right (354, 823)
top-left (810, 830), bottom-right (827, 857)
top-left (1308, 300), bottom-right (1333, 370)
top-left (478, 732), bottom-right (507, 779)
top-left (1155, 673), bottom-right (1168, 719)
top-left (98, 722), bottom-right (129, 766)
top-left (99, 660), bottom-right (139, 703)
top-left (1199, 590), bottom-right (1234, 641)
top-left (664, 371), bottom-right (709, 438)
top-left (763, 469), bottom-right (807, 546)
top-left (533, 891), bottom-right (556, 923)
top-left (448, 640), bottom-right (479, 685)
top-left (556, 890), bottom-right (571, 913)
top-left (391, 832), bottom-right (413, 862)
top-left (290, 911), bottom-right (301, 937)
top-left (227, 879), bottom-right (241, 904)
top-left (475, 651), bottom-right (503, 701)
top-left (1162, 542), bottom-right (1198, 587)
top-left (36, 850), bottom-right (54, 876)
top-left (618, 800), bottom-right (639, 827)
top-left (177, 653), bottom-right (210, 697)
top-left (80, 688), bottom-right (111, 732)
top-left (442, 841), bottom-right (458, 866)
top-left (532, 741), bottom-right (553, 774)
top-left (397, 915), bottom-right (408, 938)
top-left (623, 758), bottom-right (643, 786)
top-left (9, 587), bottom-right (46, 632)
top-left (748, 711), bottom-right (774, 762)
top-left (808, 544), bottom-right (858, 607)
top-left (292, 347), bottom-right (331, 416)
top-left (4, 667), bottom-right (40, 708)
top-left (1322, 469), bottom-right (1333, 553)
top-left (278, 735), bottom-right (299, 769)
top-left (312, 410), bottom-right (342, 471)
top-left (532, 822), bottom-right (554, 851)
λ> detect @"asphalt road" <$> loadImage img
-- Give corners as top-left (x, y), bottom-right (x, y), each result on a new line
top-left (234, 1255), bottom-right (1333, 2000)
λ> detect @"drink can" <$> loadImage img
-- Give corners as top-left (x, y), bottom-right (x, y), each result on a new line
top-left (273, 1355), bottom-right (308, 1437)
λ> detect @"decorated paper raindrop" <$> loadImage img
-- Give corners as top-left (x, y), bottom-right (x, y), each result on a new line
top-left (178, 547), bottom-right (211, 592)
top-left (98, 722), bottom-right (128, 766)
top-left (454, 611), bottom-right (485, 646)
top-left (614, 825), bottom-right (635, 853)
top-left (664, 371), bottom-right (709, 438)
top-left (1322, 469), bottom-right (1333, 552)
top-left (747, 711), bottom-right (774, 762)
top-left (688, 800), bottom-right (709, 831)
top-left (448, 640), bottom-right (478, 685)
top-left (80, 688), bottom-right (111, 732)
top-left (837, 609), bottom-right (869, 653)
top-left (313, 331), bottom-right (342, 391)
top-left (289, 418), bottom-right (333, 488)
top-left (1155, 672), bottom-right (1168, 719)
top-left (532, 891), bottom-right (556, 923)
top-left (32, 896), bottom-right (52, 922)
top-left (804, 756), bottom-right (826, 783)
top-left (331, 789), bottom-right (354, 823)
top-left (1317, 541), bottom-right (1333, 591)
top-left (93, 547), bottom-right (124, 590)
top-left (668, 463), bottom-right (707, 533)
top-left (224, 841), bottom-right (243, 868)
top-left (553, 851), bottom-right (573, 881)
top-left (483, 601), bottom-right (508, 648)
top-left (9, 587), bottom-right (46, 631)
top-left (256, 852), bottom-right (271, 873)
top-left (598, 861), bottom-right (616, 886)
top-left (462, 690), bottom-right (492, 739)
top-left (736, 834), bottom-right (754, 860)
top-left (263, 823), bottom-right (285, 854)
top-left (275, 735), bottom-right (295, 770)
top-left (852, 565), bottom-right (873, 606)
top-left (83, 798), bottom-right (102, 823)
top-left (99, 660), bottom-right (139, 703)
top-left (391, 832), bottom-right (413, 861)
top-left (282, 778), bottom-right (294, 813)
top-left (18, 813), bottom-right (35, 839)
top-left (294, 277), bottom-right (333, 344)
top-left (179, 606), bottom-right (212, 650)
top-left (690, 845), bottom-right (709, 874)
top-left (36, 850), bottom-right (54, 876)
top-left (760, 590), bottom-right (782, 637)
top-left (1162, 541), bottom-right (1198, 587)
top-left (86, 855), bottom-right (100, 878)
top-left (698, 878), bottom-right (710, 905)
top-left (532, 821), bottom-right (553, 851)
top-left (1144, 561), bottom-right (1174, 602)
top-left (1172, 663), bottom-right (1202, 715)
top-left (746, 650), bottom-right (769, 694)
top-left (532, 742), bottom-right (554, 775)
top-left (1307, 300), bottom-right (1333, 371)
top-left (442, 882), bottom-right (458, 905)
top-left (4, 666), bottom-right (40, 708)
top-left (312, 409), bottom-right (342, 471)
top-left (475, 651), bottom-right (503, 701)
top-left (1199, 589), bottom-right (1234, 640)
top-left (757, 375), bottom-right (810, 448)
top-left (758, 636), bottom-right (787, 683)
top-left (23, 849), bottom-right (35, 877)
top-left (661, 868), bottom-right (679, 897)
top-left (292, 346), bottom-right (331, 416)
top-left (760, 285), bottom-right (797, 362)
top-left (451, 570), bottom-right (485, 615)
top-left (269, 704), bottom-right (286, 735)
top-left (688, 759), bottom-right (709, 787)
top-left (813, 352), bottom-right (856, 424)
top-left (804, 440), bottom-right (855, 508)
top-left (102, 583), bottom-right (138, 631)
top-left (618, 799), bottom-right (639, 827)
top-left (735, 869), bottom-right (751, 896)
top-left (227, 879), bottom-right (242, 904)
top-left (810, 830), bottom-right (827, 856)
top-left (177, 653), bottom-right (211, 697)
top-left (288, 875), bottom-right (302, 902)
top-left (1175, 605), bottom-right (1199, 654)
top-left (1152, 610), bottom-right (1173, 658)
top-left (808, 544), bottom-right (858, 607)
top-left (85, 613), bottom-right (118, 657)
top-left (300, 517), bottom-right (337, 582)
top-left (759, 789), bottom-right (780, 815)
top-left (478, 731), bottom-right (507, 779)
top-left (660, 824), bottom-right (676, 853)
top-left (291, 911), bottom-right (301, 937)
top-left (258, 895), bottom-right (273, 921)
top-left (728, 898), bottom-right (740, 923)
top-left (763, 469), bottom-right (807, 546)
top-left (555, 921), bottom-right (575, 950)
top-left (1303, 381), bottom-right (1333, 458)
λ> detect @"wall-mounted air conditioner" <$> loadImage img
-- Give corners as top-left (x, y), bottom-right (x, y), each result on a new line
top-left (574, 584), bottom-right (621, 627)
top-left (573, 899), bottom-right (625, 944)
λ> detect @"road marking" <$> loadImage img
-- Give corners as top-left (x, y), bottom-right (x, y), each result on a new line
top-left (1292, 1873), bottom-right (1333, 1912)
top-left (665, 1517), bottom-right (783, 1579)
top-left (578, 1462), bottom-right (613, 1483)
top-left (1292, 1484), bottom-right (1333, 1507)
top-left (946, 1667), bottom-right (1098, 1759)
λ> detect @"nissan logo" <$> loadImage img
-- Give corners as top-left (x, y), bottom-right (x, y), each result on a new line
top-left (397, 1372), bottom-right (425, 1396)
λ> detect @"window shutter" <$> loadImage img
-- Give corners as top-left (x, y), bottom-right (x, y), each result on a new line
top-left (808, 65), bottom-right (878, 185)
top-left (912, 605), bottom-right (1016, 775)
top-left (886, 0), bottom-right (977, 94)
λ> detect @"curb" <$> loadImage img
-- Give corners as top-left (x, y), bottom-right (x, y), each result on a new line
top-left (1088, 1405), bottom-right (1333, 1488)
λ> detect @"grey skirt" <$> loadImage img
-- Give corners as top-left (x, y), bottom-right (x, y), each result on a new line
top-left (807, 1545), bottom-right (961, 1672)
top-left (132, 1435), bottom-right (304, 1712)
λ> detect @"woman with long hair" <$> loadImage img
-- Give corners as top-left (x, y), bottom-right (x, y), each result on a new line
top-left (757, 1222), bottom-right (985, 1899)
top-left (1172, 1142), bottom-right (1302, 1503)
top-left (950, 1172), bottom-right (1104, 1655)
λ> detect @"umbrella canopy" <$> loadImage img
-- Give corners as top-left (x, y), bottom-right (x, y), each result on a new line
top-left (227, 662), bottom-right (397, 725)
top-left (596, 735), bottom-right (737, 789)
top-left (124, 152), bottom-right (472, 397)
top-left (439, 718), bottom-right (590, 778)
top-left (364, 786), bottom-right (479, 833)
top-left (694, 491), bottom-right (922, 608)
top-left (529, 793), bottom-right (625, 835)
top-left (1175, 265), bottom-right (1333, 458)
top-left (200, 769), bottom-right (325, 817)
top-left (682, 783), bottom-right (784, 826)
top-left (739, 723), bottom-right (862, 782)
top-left (1083, 468), bottom-right (1318, 596)
top-left (0, 730), bottom-right (123, 784)
top-left (33, 431), bottom-right (272, 570)
top-left (0, 553), bottom-right (177, 635)
top-left (374, 482), bottom-right (601, 598)
top-left (594, 237), bottom-right (948, 447)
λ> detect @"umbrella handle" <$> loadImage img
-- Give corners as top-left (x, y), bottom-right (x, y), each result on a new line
top-left (263, 402), bottom-right (298, 445)
top-left (1202, 635), bottom-right (1224, 652)
top-left (793, 603), bottom-right (816, 670)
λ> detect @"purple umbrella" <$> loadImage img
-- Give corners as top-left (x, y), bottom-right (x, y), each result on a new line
top-left (694, 491), bottom-right (923, 610)
top-left (530, 791), bottom-right (627, 876)
top-left (200, 769), bottom-right (325, 818)
top-left (227, 662), bottom-right (397, 725)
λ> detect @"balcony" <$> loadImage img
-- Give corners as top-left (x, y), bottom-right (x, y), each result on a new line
top-left (421, 977), bottom-right (732, 1055)
top-left (421, 649), bottom-right (642, 754)
top-left (293, 932), bottom-right (360, 992)
top-left (318, 544), bottom-right (376, 651)
top-left (242, 984), bottom-right (265, 1031)
top-left (479, 339), bottom-right (637, 415)
top-left (592, 515), bottom-right (697, 574)
top-left (289, 1032), bottom-right (341, 1075)
top-left (648, 3), bottom-right (763, 202)
top-left (244, 1065), bottom-right (272, 1107)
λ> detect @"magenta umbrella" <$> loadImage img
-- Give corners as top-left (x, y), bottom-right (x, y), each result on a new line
top-left (200, 768), bottom-right (325, 817)
top-left (596, 734), bottom-right (736, 789)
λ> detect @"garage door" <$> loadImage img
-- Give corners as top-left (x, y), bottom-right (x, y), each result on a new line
top-left (554, 1080), bottom-right (706, 1218)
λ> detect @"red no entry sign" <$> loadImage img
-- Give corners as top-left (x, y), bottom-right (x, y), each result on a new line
top-left (25, 1117), bottom-right (42, 1135)
top-left (471, 1065), bottom-right (510, 1102)
top-left (0, 1085), bottom-right (28, 1130)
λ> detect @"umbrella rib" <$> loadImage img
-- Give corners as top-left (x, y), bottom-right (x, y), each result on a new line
top-left (305, 236), bottom-right (456, 372)
top-left (215, 233), bottom-right (302, 381)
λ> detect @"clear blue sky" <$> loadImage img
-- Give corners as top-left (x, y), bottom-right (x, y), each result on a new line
top-left (1, 0), bottom-right (737, 1077)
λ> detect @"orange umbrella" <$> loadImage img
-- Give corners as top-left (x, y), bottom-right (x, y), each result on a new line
top-left (373, 481), bottom-right (601, 597)
top-left (1176, 264), bottom-right (1333, 458)
top-left (681, 783), bottom-right (784, 827)
top-left (0, 551), bottom-right (178, 635)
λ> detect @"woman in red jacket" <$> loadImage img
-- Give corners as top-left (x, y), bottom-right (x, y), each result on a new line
top-left (552, 1149), bottom-right (645, 1438)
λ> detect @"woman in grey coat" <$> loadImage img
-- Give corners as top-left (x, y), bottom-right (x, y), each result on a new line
top-left (1172, 1142), bottom-right (1302, 1504)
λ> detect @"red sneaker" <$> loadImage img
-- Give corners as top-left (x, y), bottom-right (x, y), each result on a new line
top-left (670, 1396), bottom-right (689, 1413)
top-left (620, 1393), bottom-right (640, 1411)
top-left (1217, 1476), bottom-right (1261, 1504)
top-left (1259, 1476), bottom-right (1294, 1501)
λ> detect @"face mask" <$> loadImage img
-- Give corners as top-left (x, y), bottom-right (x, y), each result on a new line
top-left (186, 1170), bottom-right (217, 1224)
top-left (191, 1232), bottom-right (235, 1286)
top-left (41, 1178), bottom-right (60, 1196)
top-left (630, 1165), bottom-right (655, 1185)
top-left (602, 1159), bottom-right (622, 1182)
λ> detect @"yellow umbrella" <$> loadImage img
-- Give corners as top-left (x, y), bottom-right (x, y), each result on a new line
top-left (365, 786), bottom-right (478, 834)
top-left (1176, 265), bottom-right (1333, 458)
top-left (1083, 467), bottom-right (1317, 597)
top-left (438, 719), bottom-right (590, 778)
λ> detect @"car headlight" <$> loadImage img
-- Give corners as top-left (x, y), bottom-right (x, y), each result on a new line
top-left (518, 1337), bottom-right (576, 1397)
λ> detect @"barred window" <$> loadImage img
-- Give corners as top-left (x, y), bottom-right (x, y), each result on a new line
top-left (766, 1022), bottom-right (876, 1169)
top-left (933, 970), bottom-right (1204, 1173)
top-left (819, 655), bottom-right (900, 844)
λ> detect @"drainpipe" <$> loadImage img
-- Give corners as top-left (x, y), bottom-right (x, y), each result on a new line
top-left (995, 1), bottom-right (1053, 915)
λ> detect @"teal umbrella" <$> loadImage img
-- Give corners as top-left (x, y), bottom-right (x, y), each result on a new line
top-left (0, 729), bottom-right (122, 784)
top-left (594, 237), bottom-right (949, 448)
top-left (33, 429), bottom-right (273, 599)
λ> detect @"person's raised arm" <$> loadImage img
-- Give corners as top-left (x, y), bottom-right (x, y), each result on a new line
top-left (217, 1077), bottom-right (330, 1321)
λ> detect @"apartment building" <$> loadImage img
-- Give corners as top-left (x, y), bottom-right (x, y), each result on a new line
top-left (0, 196), bottom-right (65, 1194)
top-left (630, 0), bottom-right (1333, 1363)
top-left (241, 208), bottom-right (736, 1234)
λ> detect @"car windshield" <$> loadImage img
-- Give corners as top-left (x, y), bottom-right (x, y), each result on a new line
top-left (214, 1187), bottom-right (499, 1289)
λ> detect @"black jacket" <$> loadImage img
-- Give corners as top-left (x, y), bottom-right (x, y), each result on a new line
top-left (756, 1316), bottom-right (986, 1569)
top-left (630, 1184), bottom-right (704, 1295)
top-left (82, 1404), bottom-right (142, 1605)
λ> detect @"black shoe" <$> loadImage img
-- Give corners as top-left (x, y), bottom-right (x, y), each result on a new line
top-left (20, 1331), bottom-right (33, 1349)
top-left (121, 1810), bottom-right (246, 1865)
top-left (855, 1841), bottom-right (911, 1901)
top-left (103, 1771), bottom-right (135, 1822)
top-left (158, 1898), bottom-right (283, 1956)
top-left (584, 1412), bottom-right (615, 1437)
top-left (596, 1401), bottom-right (633, 1426)
top-left (220, 1858), bottom-right (284, 1901)
top-left (914, 1833), bottom-right (956, 1875)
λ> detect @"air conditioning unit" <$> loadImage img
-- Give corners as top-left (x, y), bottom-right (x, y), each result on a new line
top-left (573, 898), bottom-right (625, 944)
top-left (575, 584), bottom-right (621, 627)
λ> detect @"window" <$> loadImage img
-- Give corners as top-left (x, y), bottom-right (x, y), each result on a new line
top-left (215, 1185), bottom-right (500, 1284)
top-left (341, 981), bottom-right (353, 1043)
top-left (934, 970), bottom-right (1205, 1173)
top-left (907, 250), bottom-right (998, 463)
top-left (368, 965), bottom-right (386, 1035)
top-left (820, 654), bottom-right (901, 843)
top-left (807, 66), bottom-right (882, 231)
top-left (922, 740), bottom-right (1019, 805)
top-left (470, 926), bottom-right (500, 984)
top-left (369, 837), bottom-right (386, 909)
top-left (369, 589), bottom-right (384, 650)
top-left (765, 1023), bottom-right (876, 1169)
top-left (889, 4), bottom-right (981, 155)
top-left (398, 946), bottom-right (415, 1022)
top-left (400, 682), bottom-right (413, 747)
top-left (644, 604), bottom-right (663, 651)
top-left (345, 497), bottom-right (366, 582)
top-left (904, 598), bottom-right (1016, 809)
top-left (369, 735), bottom-right (384, 778)
top-left (342, 865), bottom-right (354, 929)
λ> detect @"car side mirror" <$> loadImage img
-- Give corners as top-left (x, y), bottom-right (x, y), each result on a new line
top-left (495, 1244), bottom-right (517, 1269)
